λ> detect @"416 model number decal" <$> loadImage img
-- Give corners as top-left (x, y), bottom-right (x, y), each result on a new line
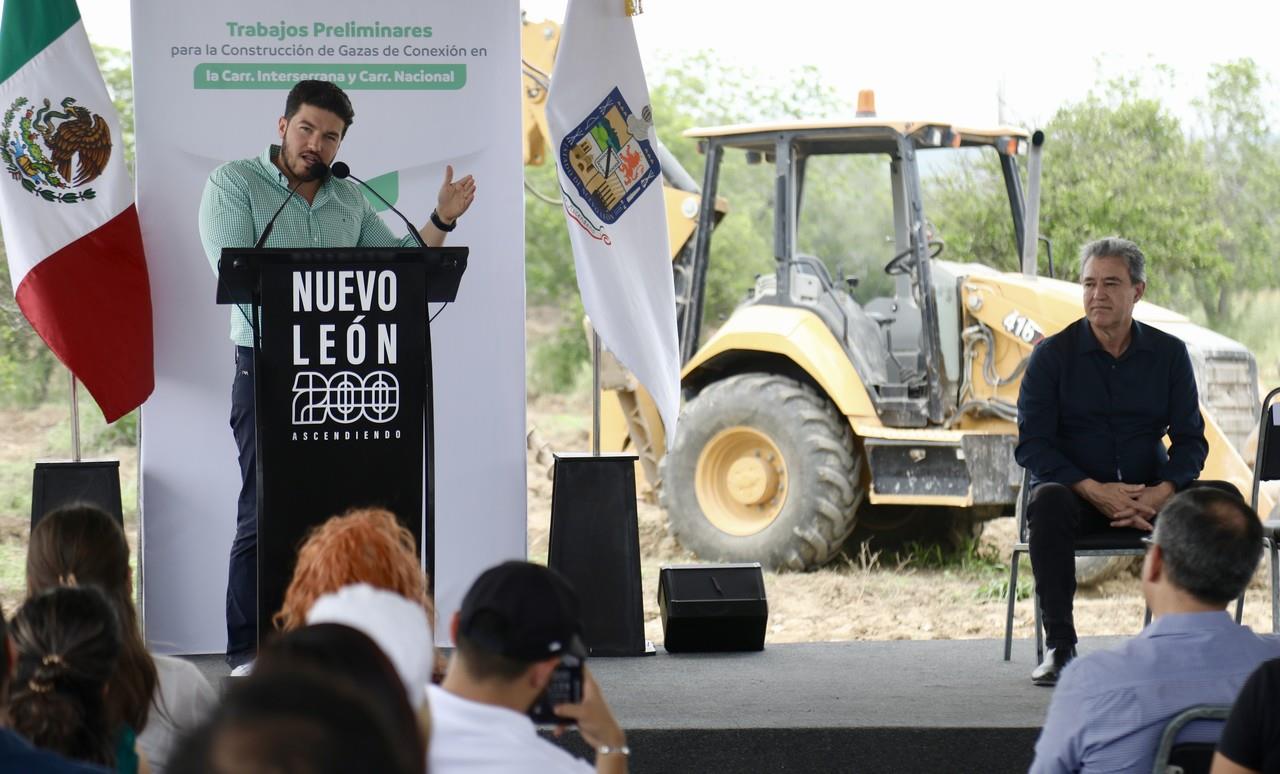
top-left (1002, 310), bottom-right (1045, 344)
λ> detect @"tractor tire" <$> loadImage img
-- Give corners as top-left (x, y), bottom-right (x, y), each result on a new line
top-left (1074, 555), bottom-right (1135, 587)
top-left (660, 373), bottom-right (863, 571)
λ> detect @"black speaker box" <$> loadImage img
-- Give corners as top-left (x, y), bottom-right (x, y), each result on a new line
top-left (658, 563), bottom-right (767, 653)
top-left (31, 460), bottom-right (123, 529)
top-left (548, 452), bottom-right (651, 656)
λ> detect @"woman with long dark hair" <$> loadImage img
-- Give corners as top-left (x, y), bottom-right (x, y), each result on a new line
top-left (9, 585), bottom-right (121, 768)
top-left (27, 504), bottom-right (216, 773)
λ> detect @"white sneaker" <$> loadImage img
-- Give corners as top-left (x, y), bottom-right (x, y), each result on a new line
top-left (229, 661), bottom-right (254, 678)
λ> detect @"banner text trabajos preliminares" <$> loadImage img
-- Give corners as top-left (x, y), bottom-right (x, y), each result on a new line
top-left (226, 21), bottom-right (433, 41)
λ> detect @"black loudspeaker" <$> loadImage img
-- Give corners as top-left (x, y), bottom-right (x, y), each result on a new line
top-left (548, 453), bottom-right (652, 656)
top-left (658, 563), bottom-right (768, 653)
top-left (31, 460), bottom-right (124, 529)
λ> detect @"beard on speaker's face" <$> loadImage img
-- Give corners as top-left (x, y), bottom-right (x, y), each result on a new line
top-left (276, 105), bottom-right (343, 185)
top-left (280, 138), bottom-right (327, 182)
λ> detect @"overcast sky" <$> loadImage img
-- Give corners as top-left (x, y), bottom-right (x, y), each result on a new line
top-left (61, 0), bottom-right (1280, 130)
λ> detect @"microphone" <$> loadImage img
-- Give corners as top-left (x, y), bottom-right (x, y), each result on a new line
top-left (331, 161), bottom-right (427, 248)
top-left (253, 159), bottom-right (330, 249)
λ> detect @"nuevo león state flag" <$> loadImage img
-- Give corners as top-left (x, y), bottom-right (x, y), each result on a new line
top-left (0, 0), bottom-right (153, 422)
top-left (547, 0), bottom-right (680, 445)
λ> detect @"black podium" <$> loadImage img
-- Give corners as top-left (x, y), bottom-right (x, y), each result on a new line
top-left (218, 246), bottom-right (466, 643)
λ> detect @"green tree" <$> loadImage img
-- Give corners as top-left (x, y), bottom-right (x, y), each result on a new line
top-left (921, 148), bottom-right (1020, 273)
top-left (1194, 58), bottom-right (1280, 321)
top-left (523, 159), bottom-right (575, 306)
top-left (929, 73), bottom-right (1228, 319)
top-left (93, 44), bottom-right (134, 170)
top-left (0, 254), bottom-right (57, 406)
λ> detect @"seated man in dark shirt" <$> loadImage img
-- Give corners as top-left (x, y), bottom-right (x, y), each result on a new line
top-left (1015, 236), bottom-right (1231, 686)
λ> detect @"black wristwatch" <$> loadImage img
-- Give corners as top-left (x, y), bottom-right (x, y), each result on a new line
top-left (430, 209), bottom-right (456, 232)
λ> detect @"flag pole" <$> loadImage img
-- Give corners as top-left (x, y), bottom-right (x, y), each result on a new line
top-left (592, 329), bottom-right (601, 456)
top-left (69, 370), bottom-right (82, 462)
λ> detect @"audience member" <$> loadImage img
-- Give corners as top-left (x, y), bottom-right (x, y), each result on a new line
top-left (1211, 657), bottom-right (1280, 773)
top-left (253, 622), bottom-right (425, 772)
top-left (430, 561), bottom-right (628, 774)
top-left (1032, 488), bottom-right (1280, 773)
top-left (27, 504), bottom-right (217, 774)
top-left (8, 586), bottom-right (122, 769)
top-left (306, 582), bottom-right (435, 710)
top-left (167, 668), bottom-right (416, 774)
top-left (0, 601), bottom-right (110, 772)
top-left (273, 507), bottom-right (435, 634)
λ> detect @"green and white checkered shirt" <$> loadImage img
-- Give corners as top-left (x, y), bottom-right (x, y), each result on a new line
top-left (198, 145), bottom-right (418, 347)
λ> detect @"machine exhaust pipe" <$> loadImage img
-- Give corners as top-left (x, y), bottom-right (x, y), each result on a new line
top-left (1021, 130), bottom-right (1045, 277)
top-left (654, 136), bottom-right (701, 194)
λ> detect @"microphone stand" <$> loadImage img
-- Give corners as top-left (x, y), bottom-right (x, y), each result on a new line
top-left (331, 162), bottom-right (427, 248)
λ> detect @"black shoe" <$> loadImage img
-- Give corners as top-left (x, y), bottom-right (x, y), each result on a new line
top-left (1031, 646), bottom-right (1077, 686)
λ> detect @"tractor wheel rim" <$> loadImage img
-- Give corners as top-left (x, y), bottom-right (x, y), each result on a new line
top-left (694, 425), bottom-right (787, 536)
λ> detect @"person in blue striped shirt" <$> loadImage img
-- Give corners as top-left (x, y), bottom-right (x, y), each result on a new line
top-left (1031, 488), bottom-right (1280, 773)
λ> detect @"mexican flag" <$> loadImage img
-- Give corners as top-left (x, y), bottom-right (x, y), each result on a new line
top-left (0, 0), bottom-right (153, 422)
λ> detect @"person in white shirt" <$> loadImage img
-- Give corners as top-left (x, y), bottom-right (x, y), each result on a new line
top-left (429, 561), bottom-right (629, 774)
top-left (306, 583), bottom-right (435, 712)
top-left (141, 655), bottom-right (218, 774)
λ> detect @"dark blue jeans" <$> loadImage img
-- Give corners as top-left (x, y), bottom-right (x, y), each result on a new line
top-left (226, 346), bottom-right (257, 667)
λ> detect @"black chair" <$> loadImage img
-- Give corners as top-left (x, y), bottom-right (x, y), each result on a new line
top-left (1235, 386), bottom-right (1280, 633)
top-left (1004, 468), bottom-right (1150, 662)
top-left (1150, 704), bottom-right (1232, 774)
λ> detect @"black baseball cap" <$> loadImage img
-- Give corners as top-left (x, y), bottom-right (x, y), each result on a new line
top-left (458, 561), bottom-right (585, 661)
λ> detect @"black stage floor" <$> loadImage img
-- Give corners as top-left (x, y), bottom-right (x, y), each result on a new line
top-left (186, 636), bottom-right (1120, 773)
top-left (185, 634), bottom-right (1126, 772)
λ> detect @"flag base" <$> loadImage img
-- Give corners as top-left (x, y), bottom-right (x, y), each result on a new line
top-left (548, 452), bottom-right (654, 657)
top-left (31, 459), bottom-right (123, 529)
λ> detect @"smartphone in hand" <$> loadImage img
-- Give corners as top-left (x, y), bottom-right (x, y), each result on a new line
top-left (529, 653), bottom-right (584, 724)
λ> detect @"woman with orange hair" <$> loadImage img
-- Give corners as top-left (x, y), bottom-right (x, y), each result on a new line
top-left (274, 507), bottom-right (435, 634)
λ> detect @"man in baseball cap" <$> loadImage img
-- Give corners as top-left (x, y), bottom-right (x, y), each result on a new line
top-left (428, 561), bottom-right (629, 774)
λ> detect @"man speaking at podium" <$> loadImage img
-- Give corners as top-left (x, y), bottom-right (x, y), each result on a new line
top-left (197, 79), bottom-right (476, 674)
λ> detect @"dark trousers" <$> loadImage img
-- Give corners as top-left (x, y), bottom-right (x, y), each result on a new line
top-left (1027, 479), bottom-right (1239, 648)
top-left (226, 346), bottom-right (257, 667)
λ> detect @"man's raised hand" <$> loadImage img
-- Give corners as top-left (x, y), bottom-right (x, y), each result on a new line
top-left (436, 164), bottom-right (476, 224)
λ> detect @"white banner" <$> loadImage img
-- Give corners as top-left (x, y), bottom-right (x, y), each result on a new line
top-left (133, 0), bottom-right (526, 653)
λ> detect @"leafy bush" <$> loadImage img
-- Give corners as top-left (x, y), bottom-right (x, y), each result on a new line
top-left (89, 409), bottom-right (139, 451)
top-left (529, 319), bottom-right (589, 396)
top-left (0, 274), bottom-right (56, 407)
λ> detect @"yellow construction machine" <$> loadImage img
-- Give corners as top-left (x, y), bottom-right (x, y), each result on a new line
top-left (522, 18), bottom-right (1265, 574)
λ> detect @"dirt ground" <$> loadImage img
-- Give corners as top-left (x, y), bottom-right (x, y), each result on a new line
top-left (0, 396), bottom-right (1275, 650)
